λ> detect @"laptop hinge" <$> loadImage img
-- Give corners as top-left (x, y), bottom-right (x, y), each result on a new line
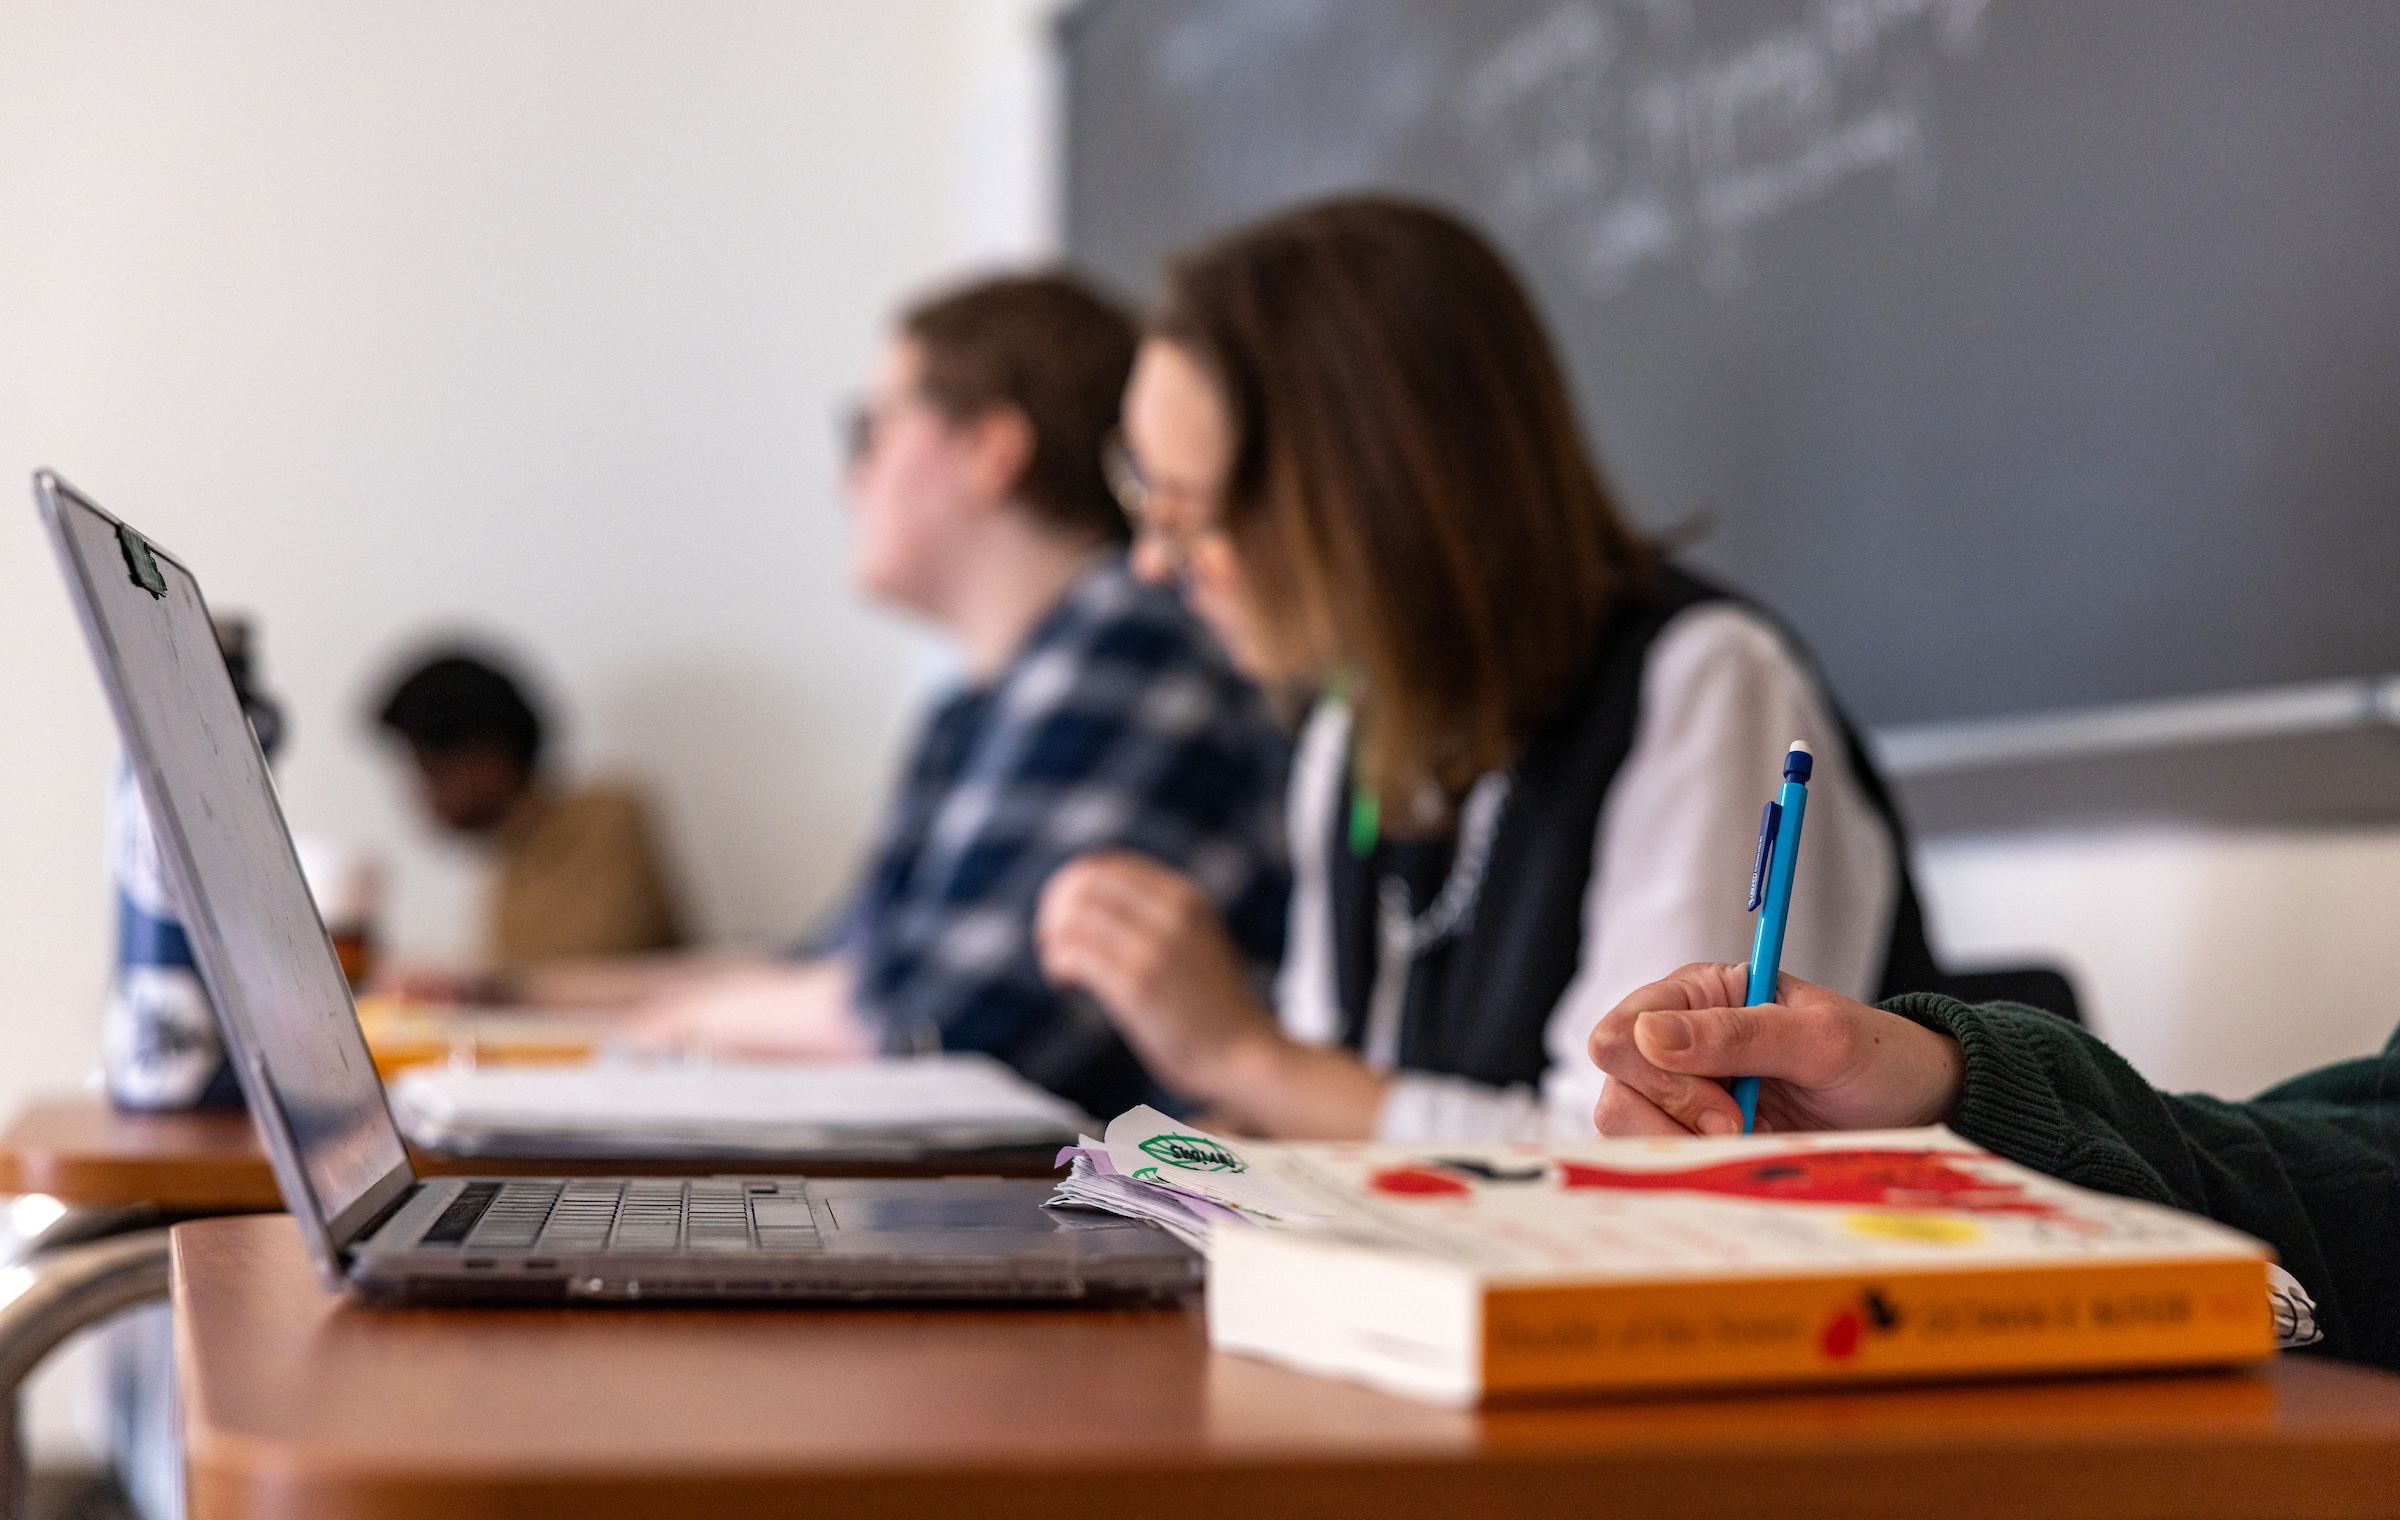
top-left (342, 1180), bottom-right (424, 1262)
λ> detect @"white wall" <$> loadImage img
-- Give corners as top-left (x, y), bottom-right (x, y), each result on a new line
top-left (0, 0), bottom-right (1065, 1097)
top-left (1919, 827), bottom-right (2400, 1099)
top-left (0, 0), bottom-right (1061, 1462)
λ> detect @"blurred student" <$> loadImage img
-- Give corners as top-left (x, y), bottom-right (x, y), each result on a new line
top-left (376, 650), bottom-right (685, 969)
top-left (1035, 197), bottom-right (1943, 1141)
top-left (1585, 962), bottom-right (2400, 1369)
top-left (577, 273), bottom-right (1292, 1119)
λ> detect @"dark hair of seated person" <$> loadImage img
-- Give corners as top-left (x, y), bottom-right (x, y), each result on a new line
top-left (901, 271), bottom-right (1138, 548)
top-left (376, 652), bottom-right (545, 773)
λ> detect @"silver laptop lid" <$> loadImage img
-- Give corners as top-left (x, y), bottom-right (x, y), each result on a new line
top-left (36, 471), bottom-right (413, 1283)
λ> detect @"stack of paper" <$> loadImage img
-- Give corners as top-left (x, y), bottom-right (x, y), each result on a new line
top-left (1049, 1142), bottom-right (1232, 1251)
top-left (1050, 1107), bottom-right (1338, 1233)
top-left (390, 1053), bottom-right (1086, 1159)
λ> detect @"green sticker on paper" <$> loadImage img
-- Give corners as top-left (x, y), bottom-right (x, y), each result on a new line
top-left (1137, 1134), bottom-right (1246, 1173)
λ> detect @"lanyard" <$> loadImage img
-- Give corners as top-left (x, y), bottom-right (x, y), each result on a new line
top-left (1360, 771), bottom-right (1512, 1072)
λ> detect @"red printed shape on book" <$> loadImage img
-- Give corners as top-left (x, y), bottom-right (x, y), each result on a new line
top-left (1556, 1149), bottom-right (2066, 1218)
top-left (1370, 1166), bottom-right (1473, 1198)
top-left (1821, 1307), bottom-right (1863, 1359)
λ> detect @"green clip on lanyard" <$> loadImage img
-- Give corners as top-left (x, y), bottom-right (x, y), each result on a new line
top-left (1333, 666), bottom-right (1379, 858)
top-left (1349, 788), bottom-right (1379, 858)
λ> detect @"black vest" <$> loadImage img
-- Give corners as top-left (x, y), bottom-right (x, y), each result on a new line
top-left (1327, 566), bottom-right (1945, 1089)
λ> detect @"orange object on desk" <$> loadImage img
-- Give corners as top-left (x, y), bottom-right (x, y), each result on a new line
top-left (352, 994), bottom-right (611, 1078)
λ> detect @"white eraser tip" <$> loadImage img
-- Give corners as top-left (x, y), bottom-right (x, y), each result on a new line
top-left (1789, 740), bottom-right (1812, 755)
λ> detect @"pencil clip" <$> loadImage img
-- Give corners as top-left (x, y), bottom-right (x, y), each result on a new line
top-left (1747, 801), bottom-right (1780, 912)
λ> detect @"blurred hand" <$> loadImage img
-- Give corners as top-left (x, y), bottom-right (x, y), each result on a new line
top-left (1587, 962), bottom-right (1964, 1138)
top-left (623, 958), bottom-right (870, 1061)
top-left (1034, 850), bottom-right (1276, 1099)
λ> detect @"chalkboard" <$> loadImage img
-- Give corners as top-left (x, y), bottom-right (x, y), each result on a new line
top-left (1061, 0), bottom-right (2400, 733)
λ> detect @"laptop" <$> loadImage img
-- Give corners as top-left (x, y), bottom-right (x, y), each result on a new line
top-left (36, 470), bottom-right (1199, 1304)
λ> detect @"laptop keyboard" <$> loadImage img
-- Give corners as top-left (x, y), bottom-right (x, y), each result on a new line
top-left (435, 1179), bottom-right (818, 1254)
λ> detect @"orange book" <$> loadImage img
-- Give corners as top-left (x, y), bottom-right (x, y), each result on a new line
top-left (1191, 1128), bottom-right (2275, 1405)
top-left (352, 996), bottom-right (607, 1078)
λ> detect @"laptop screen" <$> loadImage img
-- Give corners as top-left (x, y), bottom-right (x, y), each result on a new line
top-left (41, 477), bottom-right (408, 1248)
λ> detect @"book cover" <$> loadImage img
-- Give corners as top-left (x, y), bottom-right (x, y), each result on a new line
top-left (1136, 1122), bottom-right (2277, 1404)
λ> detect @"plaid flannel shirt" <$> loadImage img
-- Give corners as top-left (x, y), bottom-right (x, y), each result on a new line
top-left (837, 555), bottom-right (1291, 1119)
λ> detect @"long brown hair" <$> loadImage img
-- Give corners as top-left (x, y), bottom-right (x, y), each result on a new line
top-left (1154, 197), bottom-right (1655, 811)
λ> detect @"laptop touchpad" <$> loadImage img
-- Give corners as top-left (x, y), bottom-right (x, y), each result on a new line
top-left (827, 1196), bottom-right (1043, 1231)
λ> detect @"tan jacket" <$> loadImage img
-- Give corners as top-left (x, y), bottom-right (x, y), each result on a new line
top-left (486, 782), bottom-right (685, 969)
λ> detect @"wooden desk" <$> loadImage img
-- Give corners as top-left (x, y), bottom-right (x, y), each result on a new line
top-left (0, 1097), bottom-right (279, 1211)
top-left (0, 1096), bottom-right (1059, 1214)
top-left (174, 1215), bottom-right (2400, 1520)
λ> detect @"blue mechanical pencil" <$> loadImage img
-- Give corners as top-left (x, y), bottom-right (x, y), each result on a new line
top-left (1734, 741), bottom-right (1812, 1132)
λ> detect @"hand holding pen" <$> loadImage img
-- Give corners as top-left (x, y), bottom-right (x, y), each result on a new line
top-left (1588, 738), bottom-right (1960, 1137)
top-left (1585, 962), bottom-right (1964, 1137)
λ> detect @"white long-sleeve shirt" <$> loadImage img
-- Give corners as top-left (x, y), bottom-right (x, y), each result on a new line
top-left (1274, 602), bottom-right (1899, 1141)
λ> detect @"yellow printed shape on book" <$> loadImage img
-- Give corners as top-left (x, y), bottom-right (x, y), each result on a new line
top-left (1843, 1212), bottom-right (1984, 1244)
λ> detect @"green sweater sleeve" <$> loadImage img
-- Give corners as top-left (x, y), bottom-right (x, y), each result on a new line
top-left (1882, 994), bottom-right (2400, 1370)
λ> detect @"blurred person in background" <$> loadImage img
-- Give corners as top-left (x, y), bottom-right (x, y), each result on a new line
top-left (374, 649), bottom-right (687, 973)
top-left (516, 273), bottom-right (1292, 1120)
top-left (1036, 198), bottom-right (1944, 1141)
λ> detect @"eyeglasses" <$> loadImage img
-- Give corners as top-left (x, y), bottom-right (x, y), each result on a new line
top-left (1103, 431), bottom-right (1229, 568)
top-left (838, 391), bottom-right (929, 467)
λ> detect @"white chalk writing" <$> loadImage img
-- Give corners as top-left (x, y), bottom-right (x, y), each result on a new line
top-left (1462, 0), bottom-right (1990, 293)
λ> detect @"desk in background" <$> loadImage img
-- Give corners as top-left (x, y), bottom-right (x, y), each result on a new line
top-left (0, 1094), bottom-right (1062, 1210)
top-left (175, 1214), bottom-right (2400, 1520)
top-left (0, 1098), bottom-right (280, 1217)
